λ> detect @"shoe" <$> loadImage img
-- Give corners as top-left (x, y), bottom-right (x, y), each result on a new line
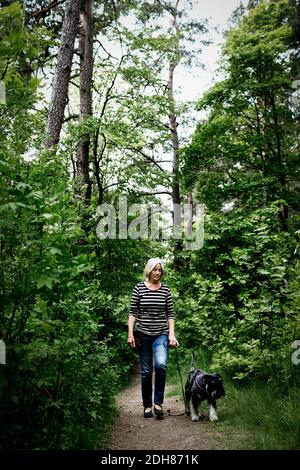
top-left (154, 404), bottom-right (164, 417)
top-left (144, 407), bottom-right (153, 418)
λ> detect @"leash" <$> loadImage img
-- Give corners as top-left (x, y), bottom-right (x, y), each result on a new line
top-left (175, 347), bottom-right (186, 406)
top-left (166, 347), bottom-right (186, 416)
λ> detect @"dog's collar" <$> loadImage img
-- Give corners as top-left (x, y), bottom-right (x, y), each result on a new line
top-left (194, 374), bottom-right (214, 398)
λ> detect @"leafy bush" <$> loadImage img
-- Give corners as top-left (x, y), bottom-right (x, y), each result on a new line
top-left (173, 206), bottom-right (299, 383)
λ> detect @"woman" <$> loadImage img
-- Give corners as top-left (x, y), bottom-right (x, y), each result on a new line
top-left (127, 258), bottom-right (178, 418)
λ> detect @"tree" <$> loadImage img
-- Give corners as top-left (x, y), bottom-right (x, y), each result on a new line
top-left (75, 0), bottom-right (93, 205)
top-left (182, 0), bottom-right (299, 231)
top-left (45, 0), bottom-right (81, 148)
top-left (166, 0), bottom-right (183, 271)
top-left (107, 0), bottom-right (208, 269)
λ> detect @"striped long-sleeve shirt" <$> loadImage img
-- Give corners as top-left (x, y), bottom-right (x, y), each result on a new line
top-left (129, 281), bottom-right (175, 336)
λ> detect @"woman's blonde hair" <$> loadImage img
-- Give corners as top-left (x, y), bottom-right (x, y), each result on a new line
top-left (144, 258), bottom-right (164, 282)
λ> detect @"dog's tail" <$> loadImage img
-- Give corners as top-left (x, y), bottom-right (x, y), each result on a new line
top-left (190, 352), bottom-right (195, 371)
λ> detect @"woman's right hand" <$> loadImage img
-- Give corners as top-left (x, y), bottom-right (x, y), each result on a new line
top-left (127, 334), bottom-right (136, 348)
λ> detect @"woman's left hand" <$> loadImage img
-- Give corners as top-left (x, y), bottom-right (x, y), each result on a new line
top-left (169, 335), bottom-right (179, 348)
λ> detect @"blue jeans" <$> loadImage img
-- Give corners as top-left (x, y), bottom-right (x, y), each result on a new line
top-left (135, 333), bottom-right (169, 408)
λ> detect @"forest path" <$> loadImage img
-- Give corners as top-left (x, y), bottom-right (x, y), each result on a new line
top-left (107, 367), bottom-right (241, 450)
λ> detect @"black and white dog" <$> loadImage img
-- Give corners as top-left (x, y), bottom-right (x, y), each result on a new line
top-left (185, 353), bottom-right (225, 422)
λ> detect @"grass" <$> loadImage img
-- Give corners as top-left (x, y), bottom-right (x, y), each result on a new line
top-left (221, 379), bottom-right (300, 449)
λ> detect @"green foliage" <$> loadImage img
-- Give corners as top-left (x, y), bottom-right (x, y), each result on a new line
top-left (0, 4), bottom-right (144, 446)
top-left (178, 0), bottom-right (300, 388)
top-left (173, 204), bottom-right (299, 382)
top-left (0, 2), bottom-right (51, 153)
top-left (0, 151), bottom-right (112, 448)
top-left (182, 0), bottom-right (299, 230)
top-left (3, 317), bottom-right (119, 449)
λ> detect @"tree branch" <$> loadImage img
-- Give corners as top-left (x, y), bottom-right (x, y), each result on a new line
top-left (129, 190), bottom-right (172, 197)
top-left (126, 146), bottom-right (166, 172)
top-left (99, 55), bottom-right (126, 120)
top-left (63, 113), bottom-right (79, 123)
top-left (27, 0), bottom-right (67, 21)
top-left (94, 39), bottom-right (119, 61)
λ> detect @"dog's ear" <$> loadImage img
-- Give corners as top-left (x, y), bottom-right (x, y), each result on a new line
top-left (202, 374), bottom-right (210, 384)
top-left (203, 374), bottom-right (220, 384)
top-left (212, 373), bottom-right (223, 381)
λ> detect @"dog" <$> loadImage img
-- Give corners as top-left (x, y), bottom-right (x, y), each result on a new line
top-left (185, 353), bottom-right (225, 422)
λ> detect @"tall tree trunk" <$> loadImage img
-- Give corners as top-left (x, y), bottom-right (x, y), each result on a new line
top-left (270, 96), bottom-right (289, 231)
top-left (168, 0), bottom-right (182, 271)
top-left (45, 0), bottom-right (81, 148)
top-left (76, 0), bottom-right (93, 206)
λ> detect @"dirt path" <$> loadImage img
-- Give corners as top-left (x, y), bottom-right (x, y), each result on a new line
top-left (107, 369), bottom-right (237, 450)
